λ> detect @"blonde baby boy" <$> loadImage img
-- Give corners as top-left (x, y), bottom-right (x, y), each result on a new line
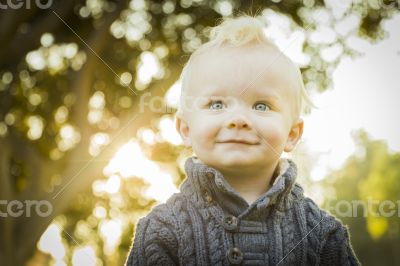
top-left (126, 16), bottom-right (360, 266)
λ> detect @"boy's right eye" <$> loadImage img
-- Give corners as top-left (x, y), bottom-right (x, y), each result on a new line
top-left (209, 100), bottom-right (224, 110)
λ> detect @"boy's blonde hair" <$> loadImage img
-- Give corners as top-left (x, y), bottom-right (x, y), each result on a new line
top-left (177, 15), bottom-right (314, 121)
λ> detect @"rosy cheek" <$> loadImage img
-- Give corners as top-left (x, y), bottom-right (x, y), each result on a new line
top-left (191, 126), bottom-right (211, 145)
top-left (260, 122), bottom-right (286, 143)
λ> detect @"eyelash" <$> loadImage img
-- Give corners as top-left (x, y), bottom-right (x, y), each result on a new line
top-left (208, 100), bottom-right (225, 110)
top-left (207, 100), bottom-right (271, 111)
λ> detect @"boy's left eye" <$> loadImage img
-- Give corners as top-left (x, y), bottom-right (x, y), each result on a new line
top-left (253, 102), bottom-right (269, 111)
top-left (209, 100), bottom-right (225, 110)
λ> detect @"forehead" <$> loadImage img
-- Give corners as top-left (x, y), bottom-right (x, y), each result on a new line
top-left (187, 44), bottom-right (299, 99)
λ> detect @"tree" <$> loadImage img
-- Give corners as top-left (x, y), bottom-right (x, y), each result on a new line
top-left (0, 0), bottom-right (398, 265)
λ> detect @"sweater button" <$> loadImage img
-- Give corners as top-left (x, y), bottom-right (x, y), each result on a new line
top-left (226, 247), bottom-right (243, 265)
top-left (222, 215), bottom-right (239, 231)
top-left (202, 190), bottom-right (213, 203)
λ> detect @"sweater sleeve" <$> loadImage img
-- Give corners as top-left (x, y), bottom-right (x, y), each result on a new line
top-left (125, 216), bottom-right (179, 266)
top-left (319, 224), bottom-right (361, 266)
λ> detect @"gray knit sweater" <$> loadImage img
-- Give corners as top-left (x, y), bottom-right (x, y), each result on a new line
top-left (125, 157), bottom-right (360, 266)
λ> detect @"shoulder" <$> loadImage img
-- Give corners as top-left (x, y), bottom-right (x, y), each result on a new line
top-left (137, 191), bottom-right (191, 232)
top-left (127, 195), bottom-right (185, 266)
top-left (297, 193), bottom-right (350, 248)
top-left (289, 183), bottom-right (344, 233)
top-left (127, 194), bottom-right (185, 262)
top-left (142, 193), bottom-right (184, 222)
top-left (300, 197), bottom-right (360, 264)
top-left (288, 192), bottom-right (360, 264)
top-left (286, 182), bottom-right (347, 240)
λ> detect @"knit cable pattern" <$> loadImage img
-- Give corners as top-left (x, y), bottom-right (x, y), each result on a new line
top-left (125, 157), bottom-right (360, 266)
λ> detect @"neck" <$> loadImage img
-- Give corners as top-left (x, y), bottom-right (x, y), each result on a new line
top-left (218, 161), bottom-right (280, 204)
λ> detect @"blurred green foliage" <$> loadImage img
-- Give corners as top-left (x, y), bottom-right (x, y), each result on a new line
top-left (322, 130), bottom-right (400, 266)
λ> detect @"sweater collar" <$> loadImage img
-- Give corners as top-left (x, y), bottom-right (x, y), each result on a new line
top-left (182, 156), bottom-right (299, 218)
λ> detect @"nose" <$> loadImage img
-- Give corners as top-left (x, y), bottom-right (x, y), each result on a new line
top-left (225, 113), bottom-right (252, 130)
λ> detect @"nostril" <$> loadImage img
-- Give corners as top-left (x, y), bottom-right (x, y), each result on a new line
top-left (226, 114), bottom-right (252, 129)
top-left (228, 121), bottom-right (249, 129)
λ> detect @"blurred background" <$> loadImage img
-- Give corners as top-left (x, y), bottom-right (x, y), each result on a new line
top-left (0, 0), bottom-right (399, 265)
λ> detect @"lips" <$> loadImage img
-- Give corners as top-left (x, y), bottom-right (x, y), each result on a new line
top-left (217, 139), bottom-right (259, 145)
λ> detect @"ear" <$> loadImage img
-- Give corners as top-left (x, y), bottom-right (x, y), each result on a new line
top-left (175, 114), bottom-right (192, 147)
top-left (284, 118), bottom-right (304, 152)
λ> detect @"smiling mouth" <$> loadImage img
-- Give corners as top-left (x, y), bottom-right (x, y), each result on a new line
top-left (217, 140), bottom-right (259, 145)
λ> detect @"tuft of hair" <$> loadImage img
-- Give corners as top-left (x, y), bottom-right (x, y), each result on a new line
top-left (209, 16), bottom-right (275, 47)
top-left (177, 15), bottom-right (315, 119)
top-left (194, 15), bottom-right (278, 55)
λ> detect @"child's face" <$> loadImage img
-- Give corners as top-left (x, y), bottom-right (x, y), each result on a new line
top-left (176, 44), bottom-right (303, 172)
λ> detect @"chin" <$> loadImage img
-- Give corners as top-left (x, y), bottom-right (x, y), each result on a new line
top-left (217, 154), bottom-right (259, 167)
top-left (197, 151), bottom-right (267, 168)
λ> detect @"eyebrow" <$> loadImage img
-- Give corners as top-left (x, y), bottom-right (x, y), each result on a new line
top-left (200, 86), bottom-right (228, 97)
top-left (250, 89), bottom-right (282, 101)
top-left (197, 86), bottom-right (283, 103)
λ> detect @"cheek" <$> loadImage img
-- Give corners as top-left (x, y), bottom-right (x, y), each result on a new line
top-left (189, 116), bottom-right (220, 147)
top-left (258, 118), bottom-right (288, 145)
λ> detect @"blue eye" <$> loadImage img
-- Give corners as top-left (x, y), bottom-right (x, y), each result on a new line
top-left (209, 100), bottom-right (224, 110)
top-left (253, 102), bottom-right (269, 111)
